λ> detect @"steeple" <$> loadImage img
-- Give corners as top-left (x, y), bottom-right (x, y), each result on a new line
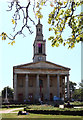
top-left (38, 18), bottom-right (40, 24)
top-left (33, 20), bottom-right (46, 62)
top-left (35, 19), bottom-right (43, 40)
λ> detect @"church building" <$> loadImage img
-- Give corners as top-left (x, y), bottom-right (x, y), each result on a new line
top-left (13, 19), bottom-right (70, 102)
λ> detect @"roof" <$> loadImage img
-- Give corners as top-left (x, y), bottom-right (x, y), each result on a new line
top-left (13, 61), bottom-right (70, 71)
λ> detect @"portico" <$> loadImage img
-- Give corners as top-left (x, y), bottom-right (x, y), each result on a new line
top-left (13, 61), bottom-right (70, 102)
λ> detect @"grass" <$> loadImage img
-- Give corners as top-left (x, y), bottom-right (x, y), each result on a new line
top-left (1, 104), bottom-right (83, 120)
top-left (1, 113), bottom-right (83, 119)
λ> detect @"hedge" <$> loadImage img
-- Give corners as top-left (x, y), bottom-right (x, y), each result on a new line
top-left (25, 109), bottom-right (83, 116)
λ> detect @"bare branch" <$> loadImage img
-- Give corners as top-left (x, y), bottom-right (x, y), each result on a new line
top-left (6, 0), bottom-right (36, 40)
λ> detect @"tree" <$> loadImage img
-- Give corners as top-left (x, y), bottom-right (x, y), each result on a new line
top-left (0, 0), bottom-right (83, 48)
top-left (72, 88), bottom-right (81, 100)
top-left (2, 86), bottom-right (13, 99)
top-left (65, 81), bottom-right (77, 100)
top-left (79, 80), bottom-right (83, 101)
top-left (72, 80), bottom-right (83, 101)
top-left (79, 80), bottom-right (83, 88)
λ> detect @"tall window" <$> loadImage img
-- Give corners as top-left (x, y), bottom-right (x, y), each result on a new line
top-left (18, 79), bottom-right (23, 87)
top-left (39, 79), bottom-right (43, 87)
top-left (29, 79), bottom-right (33, 87)
top-left (50, 79), bottom-right (52, 87)
top-left (38, 43), bottom-right (42, 53)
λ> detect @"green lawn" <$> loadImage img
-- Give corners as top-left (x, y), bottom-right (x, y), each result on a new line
top-left (1, 104), bottom-right (83, 120)
top-left (1, 113), bottom-right (83, 120)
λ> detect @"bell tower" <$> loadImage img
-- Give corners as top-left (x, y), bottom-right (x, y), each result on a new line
top-left (33, 19), bottom-right (46, 62)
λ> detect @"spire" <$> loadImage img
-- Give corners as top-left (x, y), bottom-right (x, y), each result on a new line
top-left (33, 19), bottom-right (46, 62)
top-left (38, 18), bottom-right (40, 24)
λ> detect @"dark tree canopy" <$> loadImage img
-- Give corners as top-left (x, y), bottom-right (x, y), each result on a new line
top-left (2, 86), bottom-right (13, 99)
top-left (0, 0), bottom-right (83, 48)
top-left (65, 80), bottom-right (77, 92)
top-left (72, 80), bottom-right (83, 101)
top-left (65, 81), bottom-right (77, 100)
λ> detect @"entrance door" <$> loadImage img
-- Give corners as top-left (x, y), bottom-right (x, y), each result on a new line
top-left (50, 93), bottom-right (53, 101)
top-left (41, 93), bottom-right (43, 101)
top-left (18, 93), bottom-right (23, 102)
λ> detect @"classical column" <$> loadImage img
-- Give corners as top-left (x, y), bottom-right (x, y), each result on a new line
top-left (47, 74), bottom-right (50, 100)
top-left (62, 76), bottom-right (65, 100)
top-left (25, 74), bottom-right (28, 100)
top-left (57, 74), bottom-right (60, 98)
top-left (36, 74), bottom-right (39, 100)
top-left (67, 75), bottom-right (70, 99)
top-left (63, 76), bottom-right (66, 100)
top-left (14, 74), bottom-right (17, 101)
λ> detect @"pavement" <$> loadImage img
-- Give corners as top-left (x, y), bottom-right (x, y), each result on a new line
top-left (0, 107), bottom-right (24, 113)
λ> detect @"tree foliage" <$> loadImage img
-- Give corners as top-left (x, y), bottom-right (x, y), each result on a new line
top-left (65, 80), bottom-right (77, 99)
top-left (0, 0), bottom-right (83, 48)
top-left (65, 81), bottom-right (77, 91)
top-left (78, 80), bottom-right (83, 100)
top-left (72, 80), bottom-right (83, 101)
top-left (79, 79), bottom-right (83, 88)
top-left (72, 88), bottom-right (82, 100)
top-left (2, 86), bottom-right (13, 99)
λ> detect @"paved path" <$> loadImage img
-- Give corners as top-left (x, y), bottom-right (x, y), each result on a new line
top-left (0, 108), bottom-right (24, 113)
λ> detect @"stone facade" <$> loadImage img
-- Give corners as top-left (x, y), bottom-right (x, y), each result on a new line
top-left (13, 19), bottom-right (70, 102)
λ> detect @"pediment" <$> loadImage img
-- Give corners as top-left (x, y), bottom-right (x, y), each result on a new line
top-left (14, 61), bottom-right (70, 71)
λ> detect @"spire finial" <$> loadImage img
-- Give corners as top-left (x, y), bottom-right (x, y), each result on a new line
top-left (38, 18), bottom-right (40, 24)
